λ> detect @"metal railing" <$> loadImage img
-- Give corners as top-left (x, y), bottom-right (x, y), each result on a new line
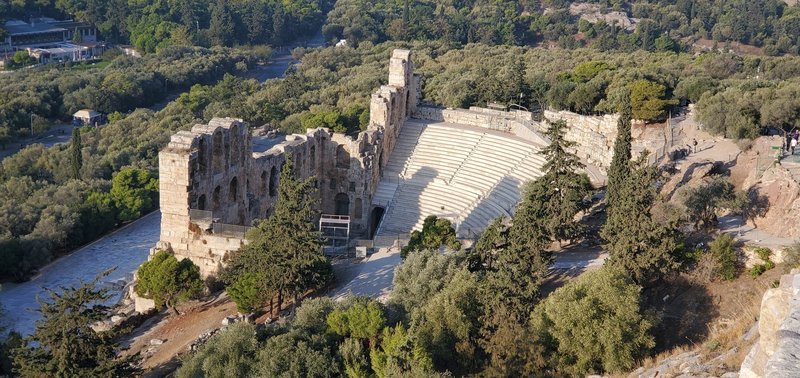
top-left (212, 223), bottom-right (251, 237)
top-left (189, 209), bottom-right (213, 222)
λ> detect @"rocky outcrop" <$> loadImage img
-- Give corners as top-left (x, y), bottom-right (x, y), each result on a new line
top-left (739, 269), bottom-right (800, 377)
top-left (749, 165), bottom-right (800, 239)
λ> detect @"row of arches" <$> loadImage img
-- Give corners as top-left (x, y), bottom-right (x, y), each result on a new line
top-left (334, 194), bottom-right (363, 220)
top-left (195, 126), bottom-right (247, 176)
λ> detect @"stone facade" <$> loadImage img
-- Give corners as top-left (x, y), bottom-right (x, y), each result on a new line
top-left (541, 110), bottom-right (621, 170)
top-left (154, 49), bottom-right (419, 278)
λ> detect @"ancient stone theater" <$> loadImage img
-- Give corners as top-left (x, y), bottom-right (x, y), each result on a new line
top-left (154, 49), bottom-right (625, 277)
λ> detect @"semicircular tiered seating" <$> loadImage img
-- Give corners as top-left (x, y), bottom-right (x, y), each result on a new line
top-left (372, 118), bottom-right (547, 238)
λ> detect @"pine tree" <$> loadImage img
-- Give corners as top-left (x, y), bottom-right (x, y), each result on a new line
top-left (14, 271), bottom-right (139, 377)
top-left (537, 119), bottom-right (592, 244)
top-left (70, 127), bottom-right (82, 180)
top-left (209, 0), bottom-right (234, 46)
top-left (224, 156), bottom-right (333, 316)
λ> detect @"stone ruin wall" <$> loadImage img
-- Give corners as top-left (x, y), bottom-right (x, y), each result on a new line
top-left (154, 49), bottom-right (419, 278)
top-left (541, 110), bottom-right (620, 171)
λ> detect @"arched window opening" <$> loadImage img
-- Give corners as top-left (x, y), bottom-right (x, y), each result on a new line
top-left (310, 145), bottom-right (316, 168)
top-left (197, 139), bottom-right (207, 174)
top-left (336, 145), bottom-right (349, 168)
top-left (212, 132), bottom-right (223, 174)
top-left (198, 194), bottom-right (206, 210)
top-left (213, 186), bottom-right (221, 212)
top-left (269, 166), bottom-right (278, 197)
top-left (335, 193), bottom-right (350, 216)
top-left (228, 124), bottom-right (238, 166)
top-left (354, 198), bottom-right (363, 219)
top-left (229, 177), bottom-right (238, 201)
top-left (260, 171), bottom-right (268, 195)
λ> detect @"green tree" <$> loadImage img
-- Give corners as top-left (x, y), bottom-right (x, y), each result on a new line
top-left (410, 269), bottom-right (483, 375)
top-left (135, 250), bottom-right (204, 314)
top-left (709, 233), bottom-right (738, 281)
top-left (175, 323), bottom-right (258, 378)
top-left (401, 215), bottom-right (461, 258)
top-left (253, 330), bottom-right (342, 377)
top-left (226, 272), bottom-right (267, 314)
top-left (390, 249), bottom-right (466, 316)
top-left (369, 325), bottom-right (435, 378)
top-left (606, 96), bottom-right (632, 225)
top-left (601, 156), bottom-right (680, 283)
top-left (209, 0), bottom-right (235, 46)
top-left (629, 79), bottom-right (677, 121)
top-left (535, 119), bottom-right (592, 244)
top-left (683, 177), bottom-right (740, 231)
top-left (531, 267), bottom-right (655, 376)
top-left (326, 297), bottom-right (386, 342)
top-left (110, 167), bottom-right (158, 222)
top-left (70, 128), bottom-right (82, 180)
top-left (224, 156), bottom-right (332, 316)
top-left (14, 271), bottom-right (139, 377)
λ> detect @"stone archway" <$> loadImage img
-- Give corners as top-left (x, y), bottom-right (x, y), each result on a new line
top-left (369, 206), bottom-right (385, 238)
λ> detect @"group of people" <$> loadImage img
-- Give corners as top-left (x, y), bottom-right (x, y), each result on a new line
top-left (787, 129), bottom-right (799, 155)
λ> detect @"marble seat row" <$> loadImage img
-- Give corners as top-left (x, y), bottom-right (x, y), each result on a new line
top-left (374, 119), bottom-right (548, 237)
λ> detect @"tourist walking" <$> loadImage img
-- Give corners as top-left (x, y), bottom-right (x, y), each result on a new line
top-left (791, 136), bottom-right (797, 155)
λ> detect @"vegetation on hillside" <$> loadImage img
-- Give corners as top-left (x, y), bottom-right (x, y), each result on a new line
top-left (324, 0), bottom-right (800, 55)
top-left (0, 0), bottom-right (333, 52)
top-left (0, 46), bottom-right (252, 144)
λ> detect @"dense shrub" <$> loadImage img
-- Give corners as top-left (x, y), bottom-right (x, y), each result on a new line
top-left (710, 234), bottom-right (739, 281)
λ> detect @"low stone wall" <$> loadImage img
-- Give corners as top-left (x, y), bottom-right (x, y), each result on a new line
top-left (739, 269), bottom-right (800, 377)
top-left (414, 106), bottom-right (548, 146)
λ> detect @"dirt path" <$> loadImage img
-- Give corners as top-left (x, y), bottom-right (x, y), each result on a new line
top-left (123, 293), bottom-right (238, 376)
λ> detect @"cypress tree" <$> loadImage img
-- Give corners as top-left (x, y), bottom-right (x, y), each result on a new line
top-left (70, 127), bottom-right (82, 179)
top-left (601, 157), bottom-right (679, 283)
top-left (606, 95), bottom-right (632, 208)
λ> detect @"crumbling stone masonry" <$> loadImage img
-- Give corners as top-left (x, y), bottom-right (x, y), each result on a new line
top-left (153, 49), bottom-right (420, 277)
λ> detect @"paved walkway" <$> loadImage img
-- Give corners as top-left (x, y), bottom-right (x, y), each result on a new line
top-left (0, 212), bottom-right (160, 335)
top-left (719, 215), bottom-right (795, 249)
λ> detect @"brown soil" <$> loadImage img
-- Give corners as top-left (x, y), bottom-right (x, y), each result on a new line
top-left (122, 293), bottom-right (238, 377)
top-left (645, 264), bottom-right (784, 370)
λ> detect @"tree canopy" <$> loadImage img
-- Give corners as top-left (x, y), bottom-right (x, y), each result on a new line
top-left (135, 250), bottom-right (204, 314)
top-left (14, 271), bottom-right (140, 377)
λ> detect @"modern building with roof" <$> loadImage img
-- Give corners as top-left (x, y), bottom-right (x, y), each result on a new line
top-left (2, 18), bottom-right (98, 53)
top-left (73, 109), bottom-right (104, 126)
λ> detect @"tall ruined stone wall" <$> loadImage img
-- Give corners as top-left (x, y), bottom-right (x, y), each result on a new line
top-left (740, 269), bottom-right (800, 378)
top-left (155, 49), bottom-right (418, 278)
top-left (541, 110), bottom-right (620, 170)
